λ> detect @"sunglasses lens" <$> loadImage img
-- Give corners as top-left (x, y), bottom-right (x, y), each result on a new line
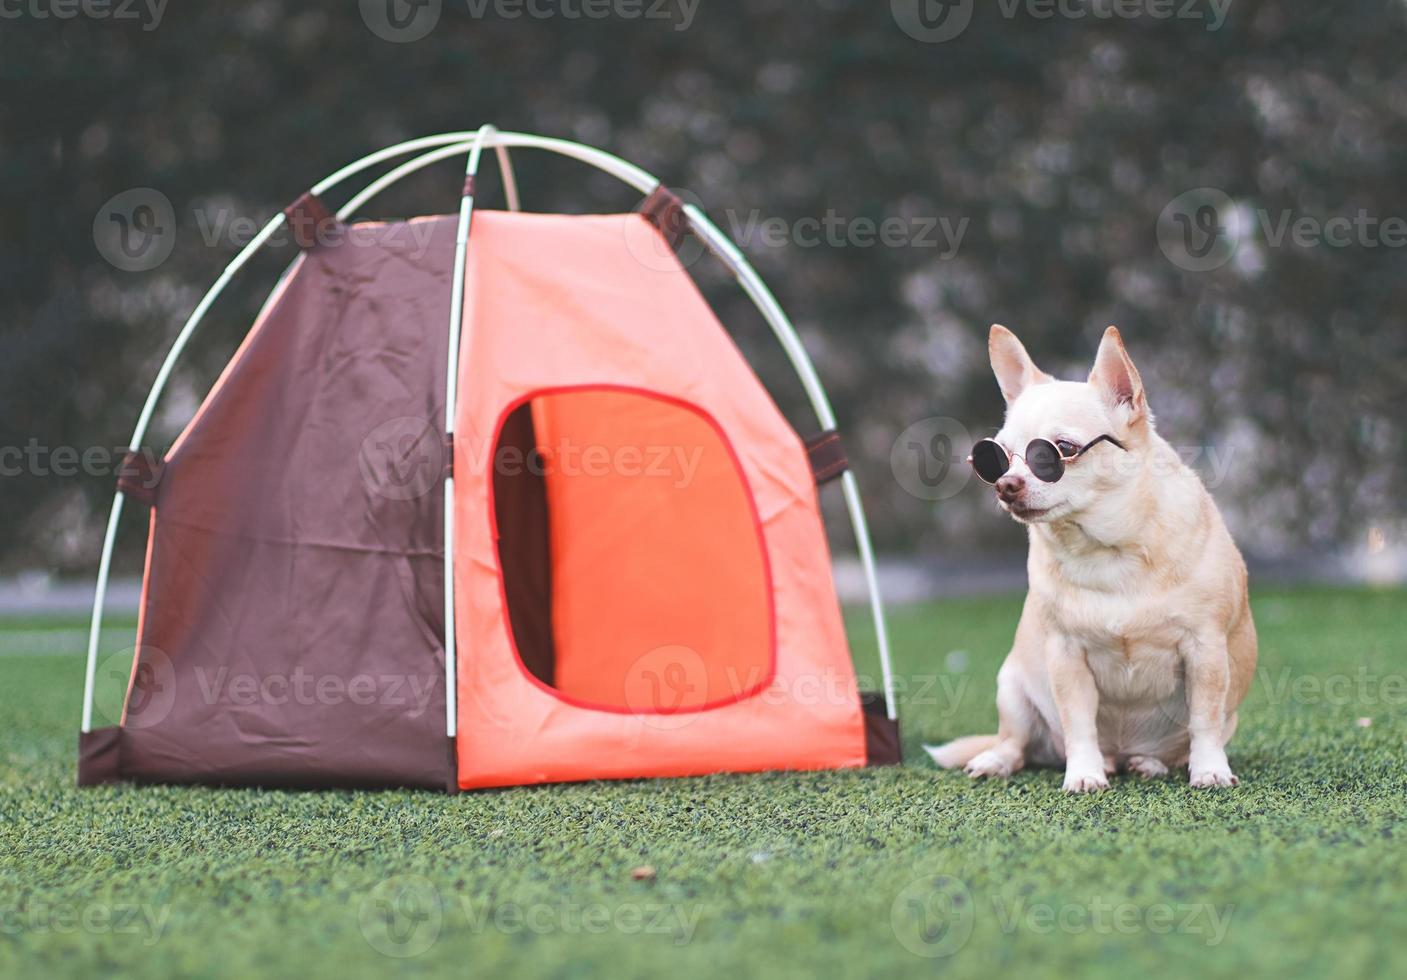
top-left (970, 440), bottom-right (1009, 483)
top-left (1025, 439), bottom-right (1064, 482)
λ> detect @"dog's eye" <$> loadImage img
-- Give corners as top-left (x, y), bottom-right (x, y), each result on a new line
top-left (1055, 440), bottom-right (1078, 457)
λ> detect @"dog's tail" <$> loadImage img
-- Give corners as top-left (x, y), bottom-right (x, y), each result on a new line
top-left (923, 734), bottom-right (999, 769)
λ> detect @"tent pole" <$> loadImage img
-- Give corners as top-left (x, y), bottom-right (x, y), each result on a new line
top-left (81, 214), bottom-right (285, 733)
top-left (496, 145), bottom-right (521, 212)
top-left (680, 207), bottom-right (900, 723)
top-left (338, 143), bottom-right (474, 218)
top-left (337, 131), bottom-right (659, 216)
top-left (440, 125), bottom-right (498, 741)
top-left (80, 494), bottom-right (125, 733)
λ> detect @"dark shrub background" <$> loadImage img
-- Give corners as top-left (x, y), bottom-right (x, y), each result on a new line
top-left (2, 0), bottom-right (1403, 576)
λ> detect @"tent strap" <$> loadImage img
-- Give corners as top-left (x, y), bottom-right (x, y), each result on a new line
top-left (115, 449), bottom-right (164, 506)
top-left (640, 184), bottom-right (688, 250)
top-left (803, 430), bottom-right (849, 485)
top-left (283, 192), bottom-right (338, 250)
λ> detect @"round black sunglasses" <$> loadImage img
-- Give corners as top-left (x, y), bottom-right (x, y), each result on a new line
top-left (968, 434), bottom-right (1126, 485)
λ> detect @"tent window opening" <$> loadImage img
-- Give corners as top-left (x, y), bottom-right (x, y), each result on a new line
top-left (492, 387), bottom-right (774, 713)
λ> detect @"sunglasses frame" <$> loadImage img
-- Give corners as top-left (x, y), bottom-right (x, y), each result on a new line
top-left (967, 433), bottom-right (1126, 485)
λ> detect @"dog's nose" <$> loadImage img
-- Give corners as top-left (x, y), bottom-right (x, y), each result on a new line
top-left (995, 474), bottom-right (1025, 501)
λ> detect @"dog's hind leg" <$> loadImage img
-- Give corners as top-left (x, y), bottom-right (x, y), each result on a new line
top-left (927, 665), bottom-right (1037, 779)
top-left (1126, 755), bottom-right (1170, 779)
top-left (924, 734), bottom-right (1000, 769)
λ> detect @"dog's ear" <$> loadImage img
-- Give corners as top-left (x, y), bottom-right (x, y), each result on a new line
top-left (989, 324), bottom-right (1051, 404)
top-left (1089, 326), bottom-right (1146, 423)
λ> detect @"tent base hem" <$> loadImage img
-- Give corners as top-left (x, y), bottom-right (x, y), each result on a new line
top-left (76, 726), bottom-right (455, 792)
top-left (78, 695), bottom-right (899, 790)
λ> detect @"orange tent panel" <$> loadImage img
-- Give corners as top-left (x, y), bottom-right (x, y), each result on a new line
top-left (453, 211), bottom-right (865, 789)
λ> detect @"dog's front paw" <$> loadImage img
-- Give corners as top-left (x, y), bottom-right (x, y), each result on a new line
top-left (1062, 766), bottom-right (1110, 794)
top-left (1189, 746), bottom-right (1240, 788)
top-left (964, 749), bottom-right (1015, 779)
top-left (1189, 765), bottom-right (1239, 789)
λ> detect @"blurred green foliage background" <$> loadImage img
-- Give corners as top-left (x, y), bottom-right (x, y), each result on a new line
top-left (2, 0), bottom-right (1404, 574)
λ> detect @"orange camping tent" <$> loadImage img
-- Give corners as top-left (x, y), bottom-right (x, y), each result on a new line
top-left (78, 128), bottom-right (899, 792)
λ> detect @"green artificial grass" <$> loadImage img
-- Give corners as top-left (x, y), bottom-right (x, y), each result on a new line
top-left (1, 588), bottom-right (1404, 979)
